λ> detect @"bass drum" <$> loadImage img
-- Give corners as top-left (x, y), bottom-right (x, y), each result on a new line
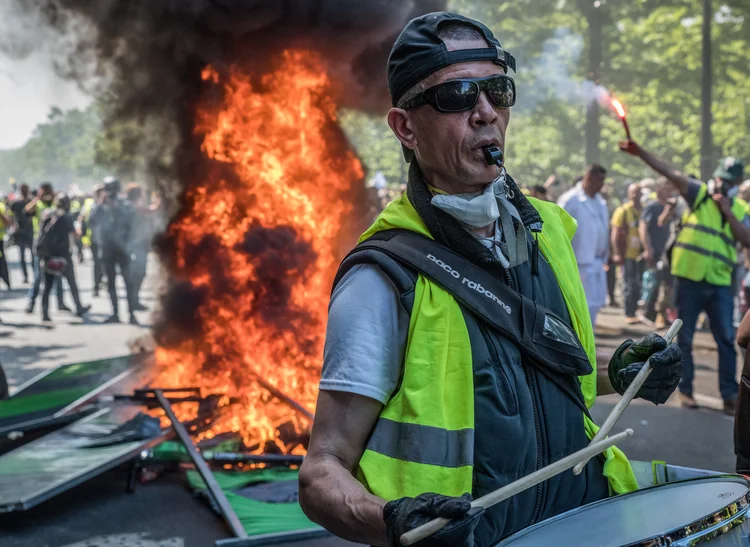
top-left (496, 475), bottom-right (750, 547)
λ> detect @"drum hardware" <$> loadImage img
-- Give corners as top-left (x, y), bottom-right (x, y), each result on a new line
top-left (400, 429), bottom-right (634, 546)
top-left (573, 319), bottom-right (683, 475)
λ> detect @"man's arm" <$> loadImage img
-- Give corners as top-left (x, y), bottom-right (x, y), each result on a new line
top-left (657, 202), bottom-right (676, 227)
top-left (620, 141), bottom-right (692, 199)
top-left (611, 225), bottom-right (627, 264)
top-left (639, 217), bottom-right (656, 265)
top-left (299, 390), bottom-right (388, 546)
top-left (24, 196), bottom-right (40, 215)
top-left (715, 195), bottom-right (750, 248)
top-left (610, 208), bottom-right (626, 264)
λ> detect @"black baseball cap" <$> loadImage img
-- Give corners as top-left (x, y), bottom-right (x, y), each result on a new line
top-left (387, 12), bottom-right (516, 162)
top-left (388, 12), bottom-right (515, 107)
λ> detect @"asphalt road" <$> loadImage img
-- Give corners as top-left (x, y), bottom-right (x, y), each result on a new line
top-left (0, 247), bottom-right (741, 546)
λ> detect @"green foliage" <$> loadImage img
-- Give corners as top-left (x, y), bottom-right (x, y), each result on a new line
top-left (339, 110), bottom-right (406, 185)
top-left (340, 0), bottom-right (750, 196)
top-left (0, 104), bottom-right (107, 191)
top-left (6, 1), bottom-right (750, 198)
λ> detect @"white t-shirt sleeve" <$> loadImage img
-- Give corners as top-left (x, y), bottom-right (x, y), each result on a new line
top-left (320, 263), bottom-right (409, 405)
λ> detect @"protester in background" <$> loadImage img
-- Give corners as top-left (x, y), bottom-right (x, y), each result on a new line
top-left (558, 164), bottom-right (610, 326)
top-left (126, 183), bottom-right (155, 311)
top-left (25, 183), bottom-right (65, 314)
top-left (89, 177), bottom-right (138, 324)
top-left (542, 173), bottom-right (566, 202)
top-left (36, 194), bottom-right (90, 323)
top-left (640, 178), bottom-right (677, 327)
top-left (611, 182), bottom-right (643, 324)
top-left (68, 190), bottom-right (85, 263)
top-left (82, 184), bottom-right (106, 296)
top-left (10, 184), bottom-right (33, 283)
top-left (624, 143), bottom-right (750, 414)
top-left (528, 184), bottom-right (548, 201)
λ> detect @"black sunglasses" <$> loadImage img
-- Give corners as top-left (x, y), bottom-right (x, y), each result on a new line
top-left (399, 75), bottom-right (516, 113)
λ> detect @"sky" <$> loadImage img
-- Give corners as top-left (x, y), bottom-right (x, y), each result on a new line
top-left (0, 3), bottom-right (92, 151)
top-left (0, 54), bottom-right (92, 150)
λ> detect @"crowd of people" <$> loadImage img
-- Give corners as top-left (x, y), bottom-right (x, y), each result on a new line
top-left (0, 177), bottom-right (160, 325)
top-left (548, 147), bottom-right (750, 416)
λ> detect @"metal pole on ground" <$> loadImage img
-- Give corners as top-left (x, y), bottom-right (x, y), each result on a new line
top-left (152, 389), bottom-right (248, 540)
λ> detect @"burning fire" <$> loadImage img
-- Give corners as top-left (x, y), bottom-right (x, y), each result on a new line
top-left (154, 50), bottom-right (363, 454)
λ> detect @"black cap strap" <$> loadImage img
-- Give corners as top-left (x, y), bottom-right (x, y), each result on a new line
top-left (445, 47), bottom-right (517, 73)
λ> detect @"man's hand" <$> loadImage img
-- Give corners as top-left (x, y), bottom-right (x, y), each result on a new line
top-left (619, 140), bottom-right (642, 157)
top-left (612, 254), bottom-right (624, 266)
top-left (713, 193), bottom-right (733, 217)
top-left (608, 333), bottom-right (683, 405)
top-left (384, 493), bottom-right (483, 547)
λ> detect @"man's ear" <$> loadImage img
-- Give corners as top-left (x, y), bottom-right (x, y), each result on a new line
top-left (387, 108), bottom-right (417, 154)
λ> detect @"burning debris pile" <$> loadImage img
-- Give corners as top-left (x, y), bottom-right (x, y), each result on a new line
top-left (153, 54), bottom-right (364, 454)
top-left (21, 0), bottom-right (446, 453)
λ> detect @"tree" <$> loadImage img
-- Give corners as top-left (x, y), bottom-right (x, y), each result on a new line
top-left (338, 0), bottom-right (750, 197)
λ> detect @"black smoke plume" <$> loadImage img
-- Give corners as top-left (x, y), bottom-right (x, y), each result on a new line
top-left (15, 0), bottom-right (446, 190)
top-left (13, 0), bottom-right (446, 368)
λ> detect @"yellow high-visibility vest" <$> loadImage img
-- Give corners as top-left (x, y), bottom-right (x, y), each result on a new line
top-left (671, 184), bottom-right (747, 286)
top-left (353, 193), bottom-right (638, 501)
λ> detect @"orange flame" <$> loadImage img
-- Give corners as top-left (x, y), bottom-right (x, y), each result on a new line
top-left (154, 50), bottom-right (363, 453)
top-left (611, 98), bottom-right (626, 119)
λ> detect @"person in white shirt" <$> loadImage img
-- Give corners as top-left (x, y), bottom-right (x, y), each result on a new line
top-left (558, 164), bottom-right (610, 327)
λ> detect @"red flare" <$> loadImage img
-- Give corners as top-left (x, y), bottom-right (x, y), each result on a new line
top-left (611, 98), bottom-right (626, 119)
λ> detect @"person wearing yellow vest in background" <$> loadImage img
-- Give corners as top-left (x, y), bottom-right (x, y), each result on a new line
top-left (623, 142), bottom-right (750, 416)
top-left (611, 182), bottom-right (644, 324)
top-left (0, 199), bottom-right (10, 250)
top-left (25, 182), bottom-right (65, 314)
top-left (299, 13), bottom-right (683, 547)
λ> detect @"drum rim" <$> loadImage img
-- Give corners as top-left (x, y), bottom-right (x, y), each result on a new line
top-left (497, 474), bottom-right (750, 547)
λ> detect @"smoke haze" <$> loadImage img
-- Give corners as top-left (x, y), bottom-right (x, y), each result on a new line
top-left (518, 28), bottom-right (610, 112)
top-left (0, 2), bottom-right (91, 149)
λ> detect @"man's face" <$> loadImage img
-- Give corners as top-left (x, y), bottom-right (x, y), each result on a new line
top-left (40, 186), bottom-right (54, 203)
top-left (584, 172), bottom-right (605, 195)
top-left (627, 184), bottom-right (640, 204)
top-left (390, 38), bottom-right (511, 192)
top-left (657, 182), bottom-right (675, 202)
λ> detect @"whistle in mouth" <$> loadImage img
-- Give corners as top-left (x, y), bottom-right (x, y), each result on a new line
top-left (483, 145), bottom-right (503, 167)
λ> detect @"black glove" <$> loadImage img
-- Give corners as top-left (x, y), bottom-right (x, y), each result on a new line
top-left (608, 333), bottom-right (683, 405)
top-left (383, 492), bottom-right (484, 547)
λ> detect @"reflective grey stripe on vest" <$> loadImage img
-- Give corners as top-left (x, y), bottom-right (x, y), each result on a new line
top-left (367, 418), bottom-right (474, 468)
top-left (682, 222), bottom-right (734, 246)
top-left (673, 242), bottom-right (735, 267)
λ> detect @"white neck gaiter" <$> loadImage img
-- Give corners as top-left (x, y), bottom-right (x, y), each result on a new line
top-left (430, 169), bottom-right (529, 267)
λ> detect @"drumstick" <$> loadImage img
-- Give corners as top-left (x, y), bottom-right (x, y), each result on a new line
top-left (399, 429), bottom-right (634, 546)
top-left (572, 319), bottom-right (683, 476)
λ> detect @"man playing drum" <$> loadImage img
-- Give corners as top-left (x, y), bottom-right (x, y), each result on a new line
top-left (299, 12), bottom-right (683, 547)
